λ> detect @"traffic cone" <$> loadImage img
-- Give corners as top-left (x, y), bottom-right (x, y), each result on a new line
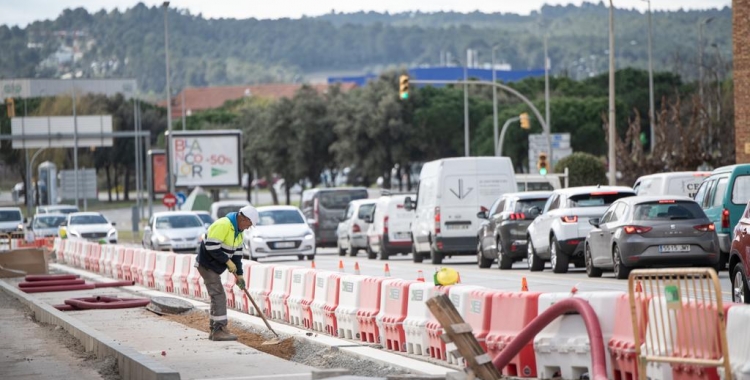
top-left (384, 263), bottom-right (391, 277)
top-left (417, 270), bottom-right (425, 282)
top-left (635, 280), bottom-right (643, 293)
top-left (338, 260), bottom-right (345, 273)
top-left (571, 283), bottom-right (579, 295)
top-left (456, 272), bottom-right (462, 284)
top-left (521, 277), bottom-right (529, 292)
top-left (354, 262), bottom-right (361, 275)
top-left (311, 260), bottom-right (316, 269)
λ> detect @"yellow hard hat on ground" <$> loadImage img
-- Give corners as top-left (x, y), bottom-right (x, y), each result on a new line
top-left (434, 267), bottom-right (460, 286)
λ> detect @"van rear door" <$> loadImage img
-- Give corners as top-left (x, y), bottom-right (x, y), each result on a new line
top-left (440, 174), bottom-right (513, 239)
top-left (387, 195), bottom-right (414, 242)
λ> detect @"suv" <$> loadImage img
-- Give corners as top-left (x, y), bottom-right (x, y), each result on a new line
top-left (477, 191), bottom-right (552, 269)
top-left (526, 186), bottom-right (636, 273)
top-left (301, 188), bottom-right (369, 248)
top-left (694, 164), bottom-right (750, 270)
top-left (729, 201), bottom-right (750, 304)
top-left (336, 199), bottom-right (377, 256)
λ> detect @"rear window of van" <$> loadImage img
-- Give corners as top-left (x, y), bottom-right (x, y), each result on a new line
top-left (732, 175), bottom-right (750, 204)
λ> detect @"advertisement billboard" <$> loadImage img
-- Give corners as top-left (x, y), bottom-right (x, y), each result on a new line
top-left (150, 150), bottom-right (168, 194)
top-left (167, 130), bottom-right (243, 188)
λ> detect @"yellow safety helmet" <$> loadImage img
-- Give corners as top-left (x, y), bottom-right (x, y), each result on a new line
top-left (434, 267), bottom-right (460, 286)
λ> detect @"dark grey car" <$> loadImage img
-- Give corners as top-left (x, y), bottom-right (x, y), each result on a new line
top-left (477, 191), bottom-right (552, 269)
top-left (584, 195), bottom-right (721, 279)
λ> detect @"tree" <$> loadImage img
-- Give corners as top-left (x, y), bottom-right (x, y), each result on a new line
top-left (554, 152), bottom-right (607, 187)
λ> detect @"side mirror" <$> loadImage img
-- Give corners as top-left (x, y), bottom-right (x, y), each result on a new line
top-left (111, 222), bottom-right (117, 226)
top-left (404, 197), bottom-right (415, 211)
top-left (24, 218), bottom-right (28, 223)
top-left (476, 211), bottom-right (488, 219)
top-left (589, 218), bottom-right (600, 228)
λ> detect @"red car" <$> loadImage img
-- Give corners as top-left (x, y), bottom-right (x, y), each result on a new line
top-left (730, 203), bottom-right (750, 304)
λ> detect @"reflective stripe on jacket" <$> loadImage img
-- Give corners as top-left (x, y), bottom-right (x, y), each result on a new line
top-left (196, 214), bottom-right (244, 275)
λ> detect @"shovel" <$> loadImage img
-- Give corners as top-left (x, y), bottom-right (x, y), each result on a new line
top-left (234, 274), bottom-right (283, 346)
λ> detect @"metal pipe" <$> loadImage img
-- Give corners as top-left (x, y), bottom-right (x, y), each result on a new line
top-left (491, 297), bottom-right (608, 380)
top-left (18, 279), bottom-right (85, 288)
top-left (464, 51), bottom-right (470, 157)
top-left (22, 284), bottom-right (95, 293)
top-left (497, 116), bottom-right (521, 157)
top-left (544, 34), bottom-right (553, 164)
top-left (492, 46), bottom-right (499, 157)
top-left (163, 1), bottom-right (174, 194)
top-left (24, 274), bottom-right (79, 282)
top-left (72, 79), bottom-right (79, 208)
top-left (608, 0), bottom-right (616, 186)
top-left (93, 280), bottom-right (135, 288)
top-left (644, 0), bottom-right (656, 151)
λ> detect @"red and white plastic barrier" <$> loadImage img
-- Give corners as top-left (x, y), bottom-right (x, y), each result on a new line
top-left (186, 259), bottom-right (202, 299)
top-left (310, 271), bottom-right (341, 335)
top-left (171, 255), bottom-right (194, 297)
top-left (425, 285), bottom-right (452, 361)
top-left (356, 276), bottom-right (385, 344)
top-left (486, 291), bottom-right (541, 378)
top-left (153, 252), bottom-right (176, 293)
top-left (141, 251), bottom-right (157, 288)
top-left (404, 282), bottom-right (443, 356)
top-left (288, 268), bottom-right (317, 328)
top-left (233, 262), bottom-right (258, 313)
top-left (248, 264), bottom-right (274, 317)
top-left (722, 305), bottom-right (750, 380)
top-left (269, 265), bottom-right (300, 322)
top-left (335, 274), bottom-right (367, 340)
top-left (379, 279), bottom-right (416, 352)
top-left (446, 285), bottom-right (486, 364)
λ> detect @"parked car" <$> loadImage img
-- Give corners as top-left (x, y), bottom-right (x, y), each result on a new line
top-left (585, 196), bottom-right (720, 279)
top-left (633, 172), bottom-right (710, 198)
top-left (29, 213), bottom-right (66, 238)
top-left (301, 187), bottom-right (369, 248)
top-left (0, 207), bottom-right (25, 235)
top-left (64, 212), bottom-right (117, 244)
top-left (729, 201), bottom-right (750, 304)
top-left (143, 212), bottom-right (206, 252)
top-left (516, 175), bottom-right (561, 192)
top-left (336, 199), bottom-right (377, 256)
top-left (193, 211), bottom-right (214, 227)
top-left (406, 157), bottom-right (518, 264)
top-left (477, 191), bottom-right (552, 269)
top-left (694, 164), bottom-right (750, 270)
top-left (35, 204), bottom-right (79, 215)
top-left (364, 194), bottom-right (415, 260)
top-left (210, 200), bottom-right (251, 221)
top-left (243, 206), bottom-right (315, 261)
top-left (526, 186), bottom-right (636, 273)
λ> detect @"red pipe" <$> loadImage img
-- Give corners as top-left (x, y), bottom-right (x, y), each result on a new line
top-left (93, 281), bottom-right (135, 288)
top-left (64, 296), bottom-right (150, 309)
top-left (24, 274), bottom-right (78, 282)
top-left (491, 297), bottom-right (608, 380)
top-left (19, 279), bottom-right (86, 288)
top-left (21, 284), bottom-right (96, 293)
top-left (53, 304), bottom-right (76, 311)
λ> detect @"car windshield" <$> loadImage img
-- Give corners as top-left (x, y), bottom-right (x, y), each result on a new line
top-left (155, 215), bottom-right (202, 229)
top-left (257, 210), bottom-right (305, 226)
top-left (216, 205), bottom-right (245, 219)
top-left (515, 199), bottom-right (549, 214)
top-left (634, 201), bottom-right (706, 221)
top-left (319, 191), bottom-right (368, 210)
top-left (517, 182), bottom-right (555, 191)
top-left (0, 210), bottom-right (22, 222)
top-left (70, 215), bottom-right (108, 225)
top-left (196, 214), bottom-right (213, 224)
top-left (568, 192), bottom-right (634, 207)
top-left (34, 216), bottom-right (66, 229)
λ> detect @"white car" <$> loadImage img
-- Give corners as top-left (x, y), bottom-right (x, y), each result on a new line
top-left (243, 206), bottom-right (316, 261)
top-left (143, 211), bottom-right (206, 252)
top-left (36, 204), bottom-right (79, 215)
top-left (64, 212), bottom-right (117, 244)
top-left (0, 207), bottom-right (25, 235)
top-left (633, 171), bottom-right (710, 198)
top-left (365, 194), bottom-right (415, 260)
top-left (336, 199), bottom-right (377, 256)
top-left (29, 213), bottom-right (66, 238)
top-left (526, 186), bottom-right (636, 273)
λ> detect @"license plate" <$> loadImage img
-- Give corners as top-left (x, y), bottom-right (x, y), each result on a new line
top-left (446, 224), bottom-right (470, 230)
top-left (395, 232), bottom-right (410, 239)
top-left (276, 242), bottom-right (295, 248)
top-left (659, 244), bottom-right (690, 253)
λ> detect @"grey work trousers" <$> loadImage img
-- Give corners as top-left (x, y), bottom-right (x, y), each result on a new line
top-left (197, 265), bottom-right (227, 329)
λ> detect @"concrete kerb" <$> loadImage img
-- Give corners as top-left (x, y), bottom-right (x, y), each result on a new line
top-left (0, 279), bottom-right (181, 380)
top-left (50, 263), bottom-right (457, 377)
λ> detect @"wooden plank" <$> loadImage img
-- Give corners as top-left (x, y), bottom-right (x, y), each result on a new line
top-left (426, 294), bottom-right (502, 380)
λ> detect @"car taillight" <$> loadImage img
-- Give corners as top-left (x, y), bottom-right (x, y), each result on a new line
top-left (352, 224), bottom-right (361, 233)
top-left (694, 224), bottom-right (716, 232)
top-left (561, 216), bottom-right (578, 223)
top-left (722, 209), bottom-right (730, 229)
top-left (623, 225), bottom-right (653, 234)
top-left (509, 213), bottom-right (525, 220)
top-left (383, 216), bottom-right (389, 235)
top-left (434, 207), bottom-right (441, 235)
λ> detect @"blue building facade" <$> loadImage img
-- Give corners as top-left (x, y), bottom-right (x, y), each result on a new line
top-left (328, 67), bottom-right (545, 87)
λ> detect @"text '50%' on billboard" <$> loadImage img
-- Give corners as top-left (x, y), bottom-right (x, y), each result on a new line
top-left (166, 130), bottom-right (243, 188)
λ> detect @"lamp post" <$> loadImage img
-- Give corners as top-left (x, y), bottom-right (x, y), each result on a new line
top-left (607, 0), bottom-right (616, 186)
top-left (643, 0), bottom-right (655, 152)
top-left (698, 17), bottom-right (715, 107)
top-left (464, 49), bottom-right (470, 157)
top-left (543, 33), bottom-right (552, 165)
top-left (492, 45), bottom-right (500, 157)
top-left (163, 1), bottom-right (174, 194)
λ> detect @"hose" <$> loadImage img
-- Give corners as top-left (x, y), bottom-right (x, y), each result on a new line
top-left (64, 296), bottom-right (150, 309)
top-left (24, 274), bottom-right (78, 282)
top-left (93, 281), bottom-right (135, 288)
top-left (19, 279), bottom-right (86, 288)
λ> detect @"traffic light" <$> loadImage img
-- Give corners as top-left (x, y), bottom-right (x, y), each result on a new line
top-left (537, 152), bottom-right (548, 175)
top-left (399, 74), bottom-right (409, 100)
top-left (519, 112), bottom-right (530, 129)
top-left (5, 98), bottom-right (15, 118)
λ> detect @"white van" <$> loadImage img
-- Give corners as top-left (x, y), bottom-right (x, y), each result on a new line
top-left (365, 194), bottom-right (415, 261)
top-left (210, 200), bottom-right (251, 221)
top-left (406, 157), bottom-right (517, 264)
top-left (516, 174), bottom-right (562, 191)
top-left (633, 172), bottom-right (710, 198)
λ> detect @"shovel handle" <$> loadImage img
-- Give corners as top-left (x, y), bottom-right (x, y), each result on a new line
top-left (234, 274), bottom-right (280, 339)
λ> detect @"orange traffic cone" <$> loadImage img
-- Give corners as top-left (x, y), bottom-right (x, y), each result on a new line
top-left (338, 260), bottom-right (345, 273)
top-left (417, 270), bottom-right (425, 282)
top-left (456, 272), bottom-right (462, 284)
top-left (635, 281), bottom-right (643, 293)
top-left (311, 260), bottom-right (316, 269)
top-left (571, 283), bottom-right (579, 295)
top-left (384, 263), bottom-right (391, 277)
top-left (521, 277), bottom-right (529, 292)
top-left (354, 262), bottom-right (361, 275)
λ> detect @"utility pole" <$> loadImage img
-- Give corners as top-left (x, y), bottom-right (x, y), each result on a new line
top-left (181, 90), bottom-right (186, 131)
top-left (544, 34), bottom-right (552, 165)
top-left (464, 49), bottom-right (470, 157)
top-left (492, 45), bottom-right (500, 157)
top-left (698, 17), bottom-right (715, 151)
top-left (163, 1), bottom-right (174, 194)
top-left (72, 79), bottom-right (80, 207)
top-left (644, 0), bottom-right (656, 152)
top-left (608, 0), bottom-right (616, 186)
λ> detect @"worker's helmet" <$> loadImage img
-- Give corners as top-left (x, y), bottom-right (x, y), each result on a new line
top-left (434, 267), bottom-right (460, 286)
top-left (239, 205), bottom-right (260, 228)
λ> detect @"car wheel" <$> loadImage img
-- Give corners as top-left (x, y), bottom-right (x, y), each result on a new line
top-left (732, 265), bottom-right (750, 304)
top-left (585, 243), bottom-right (603, 278)
top-left (367, 244), bottom-right (377, 260)
top-left (337, 240), bottom-right (346, 256)
top-left (297, 255), bottom-right (304, 261)
top-left (527, 239), bottom-right (544, 272)
top-left (613, 245), bottom-right (631, 280)
top-left (550, 236), bottom-right (569, 274)
top-left (477, 240), bottom-right (492, 269)
top-left (412, 243), bottom-right (423, 263)
top-left (306, 254), bottom-right (315, 260)
top-left (430, 245), bottom-right (443, 265)
top-left (348, 240), bottom-right (359, 256)
top-left (498, 238), bottom-right (513, 270)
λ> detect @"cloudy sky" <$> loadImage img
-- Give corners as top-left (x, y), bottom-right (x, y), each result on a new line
top-left (1, 0), bottom-right (731, 27)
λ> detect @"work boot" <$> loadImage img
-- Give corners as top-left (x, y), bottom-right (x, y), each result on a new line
top-left (209, 326), bottom-right (237, 341)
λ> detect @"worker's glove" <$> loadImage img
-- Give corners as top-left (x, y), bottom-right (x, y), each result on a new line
top-left (236, 277), bottom-right (246, 291)
top-left (226, 260), bottom-right (237, 274)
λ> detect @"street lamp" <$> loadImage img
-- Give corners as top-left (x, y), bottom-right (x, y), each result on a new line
top-left (608, 0), bottom-right (616, 186)
top-left (491, 45), bottom-right (500, 156)
top-left (163, 1), bottom-right (174, 194)
top-left (643, 0), bottom-right (655, 152)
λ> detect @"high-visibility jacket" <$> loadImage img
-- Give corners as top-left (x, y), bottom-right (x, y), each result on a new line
top-left (196, 212), bottom-right (244, 275)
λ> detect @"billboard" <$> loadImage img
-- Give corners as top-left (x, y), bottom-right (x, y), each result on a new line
top-left (11, 115), bottom-right (113, 149)
top-left (167, 130), bottom-right (243, 188)
top-left (150, 150), bottom-right (168, 194)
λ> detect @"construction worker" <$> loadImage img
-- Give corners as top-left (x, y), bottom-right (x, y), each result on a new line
top-left (196, 204), bottom-right (259, 341)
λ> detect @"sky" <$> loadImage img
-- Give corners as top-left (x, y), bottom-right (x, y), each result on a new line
top-left (1, 0), bottom-right (731, 27)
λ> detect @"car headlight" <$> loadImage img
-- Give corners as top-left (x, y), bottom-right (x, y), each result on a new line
top-left (157, 235), bottom-right (169, 243)
top-left (17, 224), bottom-right (24, 230)
top-left (252, 236), bottom-right (264, 243)
top-left (304, 233), bottom-right (314, 240)
top-left (69, 230), bottom-right (80, 237)
top-left (108, 229), bottom-right (117, 236)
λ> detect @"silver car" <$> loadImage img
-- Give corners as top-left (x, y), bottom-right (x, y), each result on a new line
top-left (584, 196), bottom-right (720, 279)
top-left (244, 206), bottom-right (315, 261)
top-left (143, 211), bottom-right (206, 252)
top-left (30, 213), bottom-right (66, 238)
